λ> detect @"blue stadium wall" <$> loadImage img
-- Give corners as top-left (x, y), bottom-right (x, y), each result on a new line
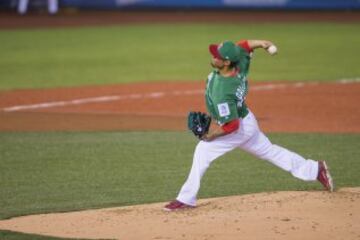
top-left (1, 0), bottom-right (360, 10)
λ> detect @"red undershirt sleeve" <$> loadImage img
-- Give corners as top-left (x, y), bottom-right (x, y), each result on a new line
top-left (237, 40), bottom-right (253, 54)
top-left (221, 119), bottom-right (240, 134)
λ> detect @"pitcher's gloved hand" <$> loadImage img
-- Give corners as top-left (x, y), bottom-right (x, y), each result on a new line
top-left (187, 112), bottom-right (211, 139)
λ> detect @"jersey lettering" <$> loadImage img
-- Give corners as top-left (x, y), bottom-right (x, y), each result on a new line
top-left (236, 86), bottom-right (246, 100)
top-left (217, 103), bottom-right (230, 117)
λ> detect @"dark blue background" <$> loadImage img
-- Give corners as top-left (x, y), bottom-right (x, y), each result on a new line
top-left (1, 0), bottom-right (359, 10)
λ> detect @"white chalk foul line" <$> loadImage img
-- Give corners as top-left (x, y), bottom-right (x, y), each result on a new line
top-left (3, 96), bottom-right (123, 112)
top-left (2, 90), bottom-right (203, 112)
top-left (2, 79), bottom-right (359, 112)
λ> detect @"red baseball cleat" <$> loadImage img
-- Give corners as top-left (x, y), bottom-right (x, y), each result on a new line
top-left (163, 200), bottom-right (194, 211)
top-left (317, 161), bottom-right (334, 192)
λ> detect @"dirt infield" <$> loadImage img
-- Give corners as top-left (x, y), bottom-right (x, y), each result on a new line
top-left (1, 80), bottom-right (359, 133)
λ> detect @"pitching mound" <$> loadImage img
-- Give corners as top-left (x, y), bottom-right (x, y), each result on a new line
top-left (0, 188), bottom-right (359, 240)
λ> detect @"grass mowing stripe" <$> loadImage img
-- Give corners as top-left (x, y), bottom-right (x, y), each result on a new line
top-left (0, 131), bottom-right (359, 220)
top-left (0, 23), bottom-right (359, 90)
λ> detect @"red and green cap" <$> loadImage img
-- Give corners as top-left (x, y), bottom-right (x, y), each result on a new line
top-left (209, 41), bottom-right (241, 62)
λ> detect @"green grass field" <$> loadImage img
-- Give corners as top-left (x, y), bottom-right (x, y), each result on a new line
top-left (0, 23), bottom-right (359, 90)
top-left (0, 21), bottom-right (359, 239)
top-left (0, 132), bottom-right (359, 220)
top-left (0, 231), bottom-right (77, 240)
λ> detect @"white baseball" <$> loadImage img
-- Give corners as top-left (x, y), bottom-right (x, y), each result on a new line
top-left (267, 45), bottom-right (277, 55)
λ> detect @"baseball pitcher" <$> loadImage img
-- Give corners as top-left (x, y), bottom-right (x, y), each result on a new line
top-left (164, 39), bottom-right (334, 211)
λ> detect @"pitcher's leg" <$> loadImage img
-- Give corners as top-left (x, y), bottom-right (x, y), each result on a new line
top-left (48, 0), bottom-right (58, 14)
top-left (176, 140), bottom-right (235, 206)
top-left (241, 131), bottom-right (318, 181)
top-left (18, 0), bottom-right (29, 14)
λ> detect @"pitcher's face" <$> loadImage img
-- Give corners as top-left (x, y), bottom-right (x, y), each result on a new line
top-left (211, 57), bottom-right (225, 69)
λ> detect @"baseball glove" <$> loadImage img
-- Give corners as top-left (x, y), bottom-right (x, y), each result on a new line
top-left (187, 111), bottom-right (212, 139)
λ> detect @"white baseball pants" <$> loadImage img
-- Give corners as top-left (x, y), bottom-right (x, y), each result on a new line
top-left (177, 110), bottom-right (319, 206)
top-left (18, 0), bottom-right (58, 14)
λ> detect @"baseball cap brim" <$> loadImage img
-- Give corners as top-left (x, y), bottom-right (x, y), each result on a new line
top-left (209, 44), bottom-right (222, 59)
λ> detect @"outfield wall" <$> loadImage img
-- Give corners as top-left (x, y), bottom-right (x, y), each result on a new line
top-left (1, 0), bottom-right (360, 10)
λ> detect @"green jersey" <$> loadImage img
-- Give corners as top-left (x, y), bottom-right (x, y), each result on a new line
top-left (205, 45), bottom-right (251, 125)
